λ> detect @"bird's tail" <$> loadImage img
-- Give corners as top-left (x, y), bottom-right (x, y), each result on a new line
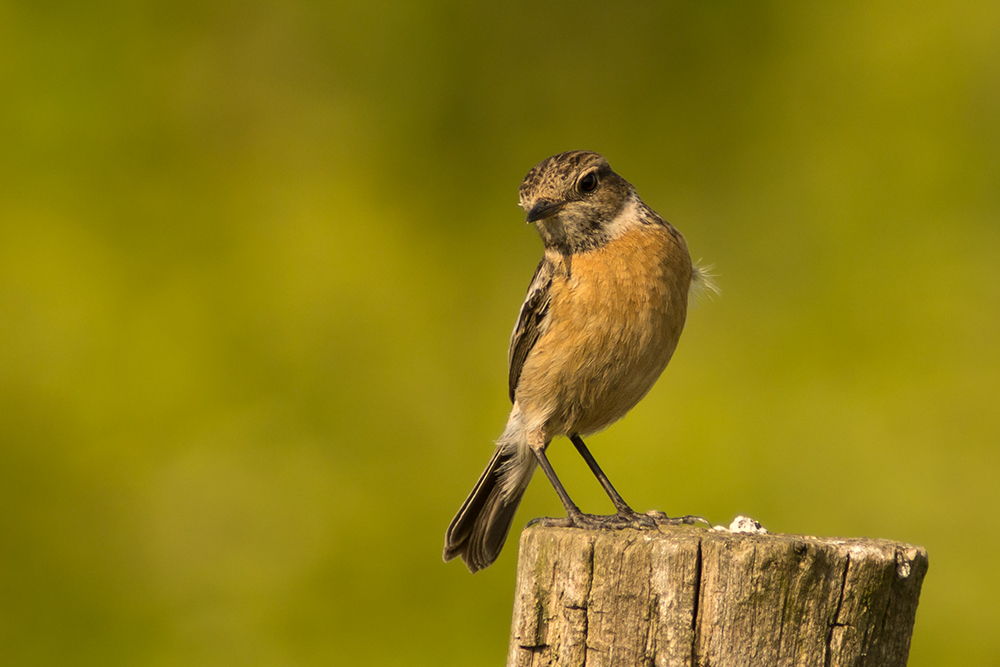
top-left (443, 445), bottom-right (537, 573)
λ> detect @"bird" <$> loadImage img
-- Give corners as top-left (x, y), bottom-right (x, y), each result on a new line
top-left (443, 150), bottom-right (714, 573)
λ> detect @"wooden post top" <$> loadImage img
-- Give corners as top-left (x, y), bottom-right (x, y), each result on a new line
top-left (508, 523), bottom-right (927, 667)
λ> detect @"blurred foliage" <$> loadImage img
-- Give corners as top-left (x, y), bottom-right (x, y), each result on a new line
top-left (2, 1), bottom-right (998, 665)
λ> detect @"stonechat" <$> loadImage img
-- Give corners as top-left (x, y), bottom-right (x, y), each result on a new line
top-left (443, 150), bottom-right (714, 573)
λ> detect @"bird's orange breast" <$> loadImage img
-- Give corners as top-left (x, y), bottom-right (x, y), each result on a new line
top-left (514, 223), bottom-right (692, 439)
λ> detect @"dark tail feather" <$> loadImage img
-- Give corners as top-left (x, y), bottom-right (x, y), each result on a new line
top-left (443, 448), bottom-right (533, 573)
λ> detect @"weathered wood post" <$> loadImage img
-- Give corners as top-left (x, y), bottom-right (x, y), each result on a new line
top-left (507, 523), bottom-right (927, 667)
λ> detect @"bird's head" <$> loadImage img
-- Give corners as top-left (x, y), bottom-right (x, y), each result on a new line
top-left (518, 150), bottom-right (633, 254)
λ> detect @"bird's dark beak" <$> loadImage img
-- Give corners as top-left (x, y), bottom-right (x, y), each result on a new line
top-left (526, 199), bottom-right (563, 223)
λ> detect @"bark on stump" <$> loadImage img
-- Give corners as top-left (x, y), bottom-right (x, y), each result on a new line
top-left (507, 524), bottom-right (927, 667)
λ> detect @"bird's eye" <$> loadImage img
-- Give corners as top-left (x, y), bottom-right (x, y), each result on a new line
top-left (578, 172), bottom-right (599, 193)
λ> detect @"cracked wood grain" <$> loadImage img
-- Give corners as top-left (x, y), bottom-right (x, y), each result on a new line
top-left (507, 525), bottom-right (927, 667)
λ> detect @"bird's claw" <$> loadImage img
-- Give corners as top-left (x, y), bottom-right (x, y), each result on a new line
top-left (643, 510), bottom-right (712, 527)
top-left (529, 510), bottom-right (710, 531)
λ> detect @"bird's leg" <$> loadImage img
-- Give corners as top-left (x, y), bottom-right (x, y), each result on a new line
top-left (570, 434), bottom-right (635, 516)
top-left (526, 437), bottom-right (612, 529)
top-left (529, 443), bottom-right (584, 522)
top-left (526, 434), bottom-right (707, 530)
top-left (569, 434), bottom-right (656, 527)
top-left (570, 434), bottom-right (709, 528)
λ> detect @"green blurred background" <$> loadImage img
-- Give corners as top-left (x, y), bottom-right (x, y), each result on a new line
top-left (2, 1), bottom-right (998, 664)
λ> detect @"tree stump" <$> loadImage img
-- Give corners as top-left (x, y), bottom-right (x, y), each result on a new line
top-left (507, 523), bottom-right (927, 667)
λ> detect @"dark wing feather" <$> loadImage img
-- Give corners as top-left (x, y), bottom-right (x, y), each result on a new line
top-left (508, 259), bottom-right (553, 402)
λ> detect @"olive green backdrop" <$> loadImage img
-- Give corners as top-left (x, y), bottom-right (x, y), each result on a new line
top-left (2, 2), bottom-right (998, 665)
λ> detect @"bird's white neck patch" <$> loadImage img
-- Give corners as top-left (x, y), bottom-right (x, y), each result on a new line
top-left (604, 194), bottom-right (643, 241)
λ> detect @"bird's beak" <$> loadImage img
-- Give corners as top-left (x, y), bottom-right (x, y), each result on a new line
top-left (526, 199), bottom-right (563, 223)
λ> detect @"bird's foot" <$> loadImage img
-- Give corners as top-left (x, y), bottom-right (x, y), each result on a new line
top-left (528, 510), bottom-right (711, 530)
top-left (643, 510), bottom-right (712, 528)
top-left (527, 513), bottom-right (632, 530)
top-left (528, 510), bottom-right (706, 530)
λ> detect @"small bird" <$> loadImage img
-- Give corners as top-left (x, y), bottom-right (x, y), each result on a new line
top-left (443, 151), bottom-right (713, 573)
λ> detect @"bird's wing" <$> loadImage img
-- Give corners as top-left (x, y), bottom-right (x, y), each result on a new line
top-left (508, 259), bottom-right (553, 403)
